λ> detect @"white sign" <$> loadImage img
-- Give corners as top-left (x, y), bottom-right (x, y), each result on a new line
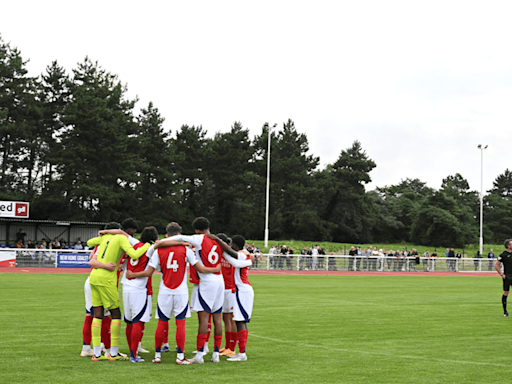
top-left (0, 201), bottom-right (29, 218)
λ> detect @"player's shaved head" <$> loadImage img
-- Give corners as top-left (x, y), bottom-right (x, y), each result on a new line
top-left (231, 235), bottom-right (245, 251)
top-left (217, 233), bottom-right (230, 244)
top-left (104, 222), bottom-right (121, 230)
top-left (192, 217), bottom-right (210, 231)
top-left (166, 222), bottom-right (182, 236)
top-left (121, 218), bottom-right (139, 233)
top-left (505, 239), bottom-right (512, 249)
top-left (140, 226), bottom-right (158, 243)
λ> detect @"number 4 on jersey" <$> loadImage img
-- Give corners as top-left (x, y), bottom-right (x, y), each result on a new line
top-left (166, 252), bottom-right (178, 272)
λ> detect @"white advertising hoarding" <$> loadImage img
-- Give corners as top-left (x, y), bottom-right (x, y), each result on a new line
top-left (0, 201), bottom-right (29, 218)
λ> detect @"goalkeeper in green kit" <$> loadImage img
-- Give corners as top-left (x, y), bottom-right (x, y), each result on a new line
top-left (87, 222), bottom-right (151, 361)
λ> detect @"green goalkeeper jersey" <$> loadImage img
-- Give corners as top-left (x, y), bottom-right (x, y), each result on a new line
top-left (87, 234), bottom-right (150, 288)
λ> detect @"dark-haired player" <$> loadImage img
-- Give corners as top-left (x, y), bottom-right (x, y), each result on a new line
top-left (154, 217), bottom-right (223, 363)
top-left (495, 239), bottom-right (512, 317)
top-left (87, 222), bottom-right (151, 361)
top-left (128, 222), bottom-right (220, 364)
top-left (208, 234), bottom-right (254, 361)
top-left (120, 226), bottom-right (158, 363)
top-left (216, 234), bottom-right (253, 357)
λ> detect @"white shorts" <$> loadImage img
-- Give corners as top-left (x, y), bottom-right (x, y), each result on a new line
top-left (156, 293), bottom-right (191, 320)
top-left (123, 290), bottom-right (151, 323)
top-left (233, 288), bottom-right (254, 322)
top-left (190, 284), bottom-right (203, 313)
top-left (84, 277), bottom-right (110, 316)
top-left (222, 289), bottom-right (235, 314)
top-left (192, 279), bottom-right (224, 313)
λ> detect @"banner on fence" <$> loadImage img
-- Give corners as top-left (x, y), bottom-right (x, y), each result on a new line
top-left (0, 251), bottom-right (16, 267)
top-left (57, 253), bottom-right (90, 268)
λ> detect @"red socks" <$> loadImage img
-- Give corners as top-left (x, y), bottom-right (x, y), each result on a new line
top-left (125, 323), bottom-right (133, 354)
top-left (83, 316), bottom-right (93, 345)
top-left (176, 319), bottom-right (186, 353)
top-left (155, 320), bottom-right (167, 352)
top-left (132, 322), bottom-right (143, 357)
top-left (214, 335), bottom-right (222, 353)
top-left (197, 333), bottom-right (208, 352)
top-left (237, 329), bottom-right (248, 353)
top-left (101, 317), bottom-right (111, 349)
top-left (229, 331), bottom-right (236, 351)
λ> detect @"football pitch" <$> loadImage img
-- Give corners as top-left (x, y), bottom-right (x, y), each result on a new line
top-left (0, 272), bottom-right (509, 383)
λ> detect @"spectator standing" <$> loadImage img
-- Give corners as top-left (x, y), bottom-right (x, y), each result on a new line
top-left (448, 248), bottom-right (456, 272)
top-left (431, 250), bottom-right (438, 271)
top-left (279, 245), bottom-right (287, 270)
top-left (474, 250), bottom-right (481, 271)
top-left (488, 249), bottom-right (495, 271)
top-left (311, 246), bottom-right (319, 270)
top-left (393, 250), bottom-right (400, 272)
top-left (386, 250), bottom-right (393, 271)
top-left (269, 245), bottom-right (277, 269)
top-left (410, 248), bottom-right (419, 271)
top-left (306, 247), bottom-right (313, 270)
top-left (356, 247), bottom-right (362, 271)
top-left (445, 248), bottom-right (450, 271)
top-left (348, 246), bottom-right (356, 271)
top-left (15, 229), bottom-right (26, 246)
top-left (254, 246), bottom-right (262, 269)
top-left (328, 251), bottom-right (337, 271)
top-left (286, 247), bottom-right (294, 270)
top-left (398, 248), bottom-right (407, 271)
top-left (423, 249), bottom-right (430, 271)
top-left (318, 247), bottom-right (325, 269)
top-left (363, 248), bottom-right (370, 271)
top-left (299, 247), bottom-right (307, 270)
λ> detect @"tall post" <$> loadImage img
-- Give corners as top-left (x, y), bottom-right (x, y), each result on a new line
top-left (264, 123), bottom-right (276, 248)
top-left (478, 144), bottom-right (488, 257)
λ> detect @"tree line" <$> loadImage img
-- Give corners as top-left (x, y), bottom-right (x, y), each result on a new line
top-left (1, 35), bottom-right (510, 247)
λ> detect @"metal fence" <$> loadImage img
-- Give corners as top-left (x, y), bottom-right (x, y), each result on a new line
top-left (1, 249), bottom-right (91, 268)
top-left (0, 249), bottom-right (499, 273)
top-left (250, 254), bottom-right (498, 273)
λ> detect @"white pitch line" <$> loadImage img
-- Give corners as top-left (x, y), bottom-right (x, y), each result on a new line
top-left (250, 333), bottom-right (512, 368)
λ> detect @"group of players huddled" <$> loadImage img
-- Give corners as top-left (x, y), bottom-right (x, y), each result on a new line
top-left (80, 217), bottom-right (255, 364)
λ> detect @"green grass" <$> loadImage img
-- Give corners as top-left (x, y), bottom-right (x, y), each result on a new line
top-left (0, 273), bottom-right (510, 383)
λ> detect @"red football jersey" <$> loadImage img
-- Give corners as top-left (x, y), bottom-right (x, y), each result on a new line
top-left (125, 242), bottom-right (152, 294)
top-left (221, 256), bottom-right (235, 292)
top-left (189, 264), bottom-right (199, 284)
top-left (198, 236), bottom-right (222, 275)
top-left (157, 245), bottom-right (189, 290)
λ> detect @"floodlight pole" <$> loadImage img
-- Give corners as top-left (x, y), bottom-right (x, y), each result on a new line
top-left (264, 123), bottom-right (277, 248)
top-left (478, 144), bottom-right (488, 257)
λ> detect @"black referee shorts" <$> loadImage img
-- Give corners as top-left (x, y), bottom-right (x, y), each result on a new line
top-left (503, 277), bottom-right (512, 292)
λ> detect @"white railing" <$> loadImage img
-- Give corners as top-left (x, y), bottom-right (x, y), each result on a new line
top-left (0, 249), bottom-right (499, 273)
top-left (0, 248), bottom-right (92, 268)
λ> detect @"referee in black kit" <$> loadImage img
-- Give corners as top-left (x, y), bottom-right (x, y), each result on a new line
top-left (495, 239), bottom-right (512, 317)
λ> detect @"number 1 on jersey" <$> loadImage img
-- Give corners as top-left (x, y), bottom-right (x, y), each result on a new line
top-left (166, 252), bottom-right (178, 272)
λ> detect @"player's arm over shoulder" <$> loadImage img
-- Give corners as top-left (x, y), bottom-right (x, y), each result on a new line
top-left (119, 235), bottom-right (150, 260)
top-left (188, 247), bottom-right (221, 273)
top-left (87, 236), bottom-right (103, 247)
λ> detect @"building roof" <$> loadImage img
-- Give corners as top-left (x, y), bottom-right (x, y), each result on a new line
top-left (0, 218), bottom-right (107, 226)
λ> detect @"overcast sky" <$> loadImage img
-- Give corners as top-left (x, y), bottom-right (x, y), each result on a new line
top-left (2, 1), bottom-right (511, 193)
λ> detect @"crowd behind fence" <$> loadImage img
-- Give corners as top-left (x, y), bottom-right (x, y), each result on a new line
top-left (2, 249), bottom-right (501, 273)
